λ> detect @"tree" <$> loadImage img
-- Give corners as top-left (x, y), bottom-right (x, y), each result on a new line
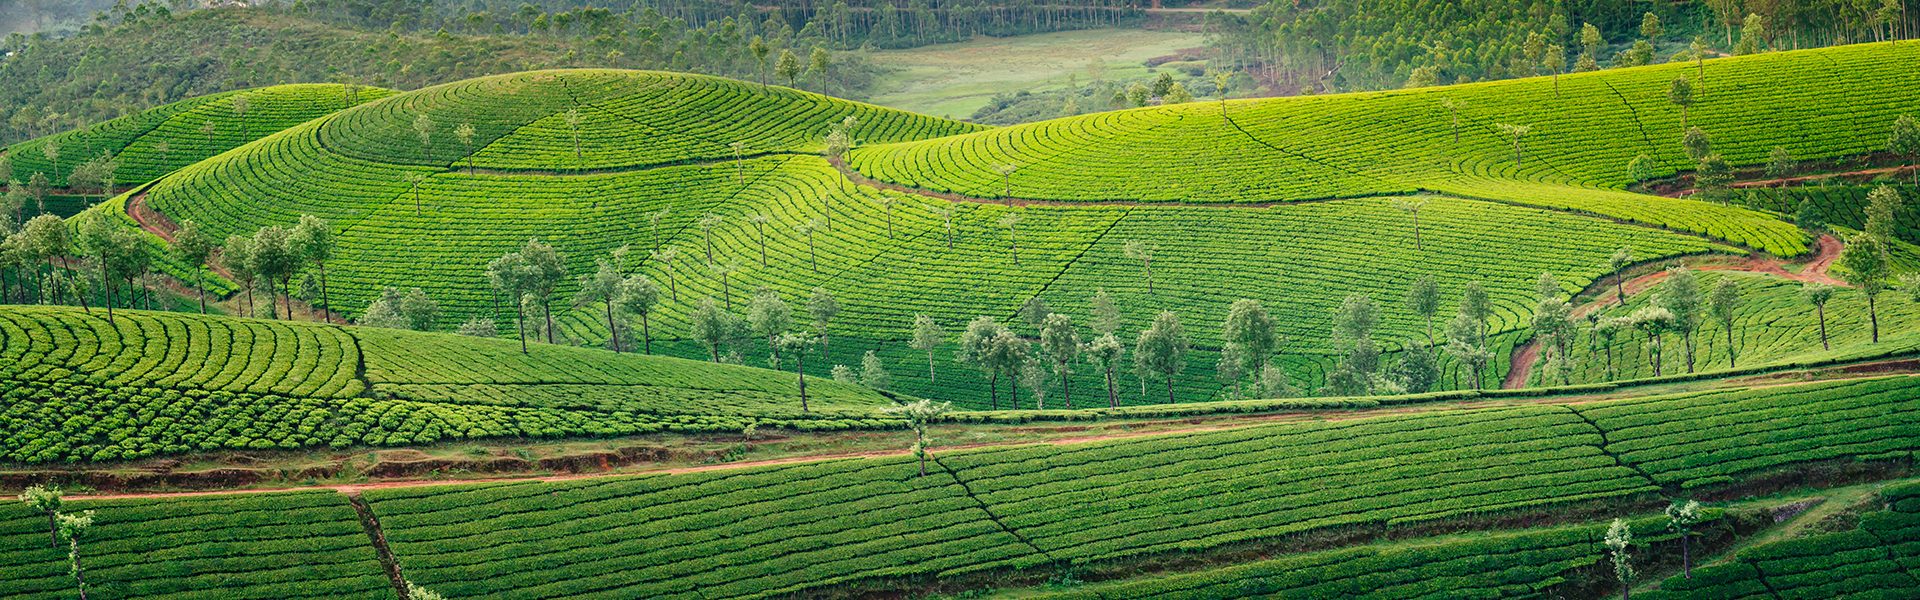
top-left (775, 49), bottom-right (802, 88)
top-left (987, 330), bottom-right (1033, 408)
top-left (1892, 115), bottom-right (1920, 186)
top-left (1090, 289), bottom-right (1122, 335)
top-left (1407, 275), bottom-right (1441, 344)
top-left (1209, 68), bottom-right (1233, 115)
top-left (747, 213), bottom-right (771, 266)
top-left (1708, 278), bottom-right (1742, 368)
top-left (1125, 82), bottom-right (1150, 107)
top-left (1017, 296), bottom-right (1052, 331)
top-left (1802, 283), bottom-right (1836, 350)
top-left (1134, 311), bottom-right (1189, 403)
top-left (1733, 13), bottom-right (1766, 55)
top-left (17, 484), bottom-right (63, 548)
top-left (517, 238), bottom-right (566, 344)
top-left (883, 399), bottom-right (952, 476)
top-left (412, 113), bottom-right (435, 162)
top-left (1669, 78), bottom-right (1695, 129)
top-left (1392, 197), bottom-right (1429, 251)
top-left (958, 316), bottom-right (1010, 408)
top-left (1659, 267), bottom-right (1704, 373)
top-left (647, 209), bottom-right (671, 253)
top-left (1610, 247), bottom-right (1634, 305)
top-left (1667, 500), bottom-right (1705, 579)
top-left (1866, 185), bottom-right (1902, 244)
top-left (248, 225), bottom-right (297, 320)
top-left (578, 259), bottom-right (625, 351)
top-left (1405, 66), bottom-right (1439, 89)
top-left (615, 275), bottom-right (661, 353)
top-left (1630, 305), bottom-right (1677, 377)
top-left (1707, 0), bottom-right (1742, 45)
top-left (1039, 313), bottom-right (1081, 408)
top-left (1543, 44), bottom-right (1566, 96)
top-left (407, 582), bottom-right (446, 600)
top-left (1084, 333), bottom-right (1125, 408)
top-left (487, 251), bottom-right (531, 352)
top-left (1604, 518), bottom-right (1635, 600)
top-left (223, 234), bottom-right (258, 317)
top-left (1523, 32), bottom-right (1548, 75)
top-left (1462, 281), bottom-right (1492, 344)
top-left (1496, 123), bottom-right (1530, 166)
top-left (1690, 37), bottom-right (1710, 81)
top-left (56, 509), bottom-right (95, 600)
top-left (795, 219), bottom-right (822, 273)
top-left (1445, 309), bottom-right (1492, 390)
top-left (1682, 127), bottom-right (1712, 161)
top-left (911, 314), bottom-right (944, 382)
top-left (1220, 299), bottom-right (1278, 385)
top-left (402, 171), bottom-right (429, 215)
top-left (562, 108), bottom-right (584, 161)
top-left (1439, 98), bottom-right (1467, 146)
top-left (691, 297), bottom-right (741, 362)
top-left (232, 94), bottom-right (252, 137)
top-left (1593, 316), bottom-right (1625, 380)
top-left (808, 47), bottom-right (832, 85)
top-left (1640, 11), bottom-right (1663, 40)
top-left (748, 36), bottom-right (771, 87)
top-left (931, 205), bottom-right (956, 248)
top-left (999, 213), bottom-right (1022, 265)
top-left (453, 122), bottom-right (476, 174)
top-left (40, 142), bottom-right (60, 184)
top-left (290, 215), bottom-right (336, 321)
top-left (748, 287), bottom-right (794, 352)
top-left (1326, 294), bottom-right (1381, 396)
top-left (168, 221), bottom-right (212, 315)
top-left (1765, 146), bottom-right (1796, 179)
top-left (696, 213), bottom-right (722, 264)
top-left (1578, 23), bottom-right (1605, 70)
top-left (1838, 233), bottom-right (1891, 343)
top-left (860, 350), bottom-right (890, 391)
top-left (1125, 239), bottom-right (1155, 293)
top-left (399, 288), bottom-right (438, 331)
top-left (775, 331), bottom-right (818, 411)
top-left (1163, 83), bottom-right (1194, 104)
top-left (809, 287), bottom-right (839, 354)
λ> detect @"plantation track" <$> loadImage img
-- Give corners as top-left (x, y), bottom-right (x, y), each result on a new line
top-left (59, 369), bottom-right (1919, 502)
top-left (1501, 234), bottom-right (1845, 389)
top-left (1658, 164), bottom-right (1919, 197)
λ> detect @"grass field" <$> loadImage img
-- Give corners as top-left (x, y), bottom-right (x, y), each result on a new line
top-left (863, 28), bottom-right (1207, 119)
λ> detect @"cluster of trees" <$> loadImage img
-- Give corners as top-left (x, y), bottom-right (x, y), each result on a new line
top-left (0, 211), bottom-right (164, 323)
top-left (1210, 1), bottom-right (1914, 96)
top-left (0, 1), bottom-right (881, 146)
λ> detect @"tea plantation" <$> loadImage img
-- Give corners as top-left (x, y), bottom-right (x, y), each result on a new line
top-left (0, 306), bottom-right (895, 464)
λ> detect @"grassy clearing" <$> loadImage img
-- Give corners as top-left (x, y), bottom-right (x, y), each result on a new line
top-left (863, 28), bottom-right (1206, 119)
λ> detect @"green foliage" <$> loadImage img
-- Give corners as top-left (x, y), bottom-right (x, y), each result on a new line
top-left (1642, 483), bottom-right (1920, 599)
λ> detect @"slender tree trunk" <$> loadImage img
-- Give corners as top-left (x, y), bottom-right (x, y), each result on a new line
top-left (1684, 331), bottom-right (1696, 373)
top-left (544, 300), bottom-right (555, 344)
top-left (196, 270), bottom-right (206, 314)
top-left (514, 303), bottom-right (528, 353)
top-left (318, 262), bottom-right (330, 322)
top-left (1105, 367), bottom-right (1117, 408)
top-left (1818, 305), bottom-right (1829, 349)
top-left (605, 300), bottom-right (620, 351)
top-left (927, 349), bottom-right (936, 382)
top-left (1058, 360), bottom-right (1071, 409)
top-left (1010, 375), bottom-right (1020, 409)
top-left (45, 513), bottom-right (57, 548)
top-left (796, 353), bottom-right (809, 412)
top-left (1605, 341), bottom-right (1616, 380)
top-left (1869, 295), bottom-right (1880, 342)
top-left (1726, 325), bottom-right (1737, 367)
top-left (988, 372), bottom-right (999, 410)
top-left (1165, 376), bottom-right (1174, 403)
top-left (641, 312), bottom-right (652, 354)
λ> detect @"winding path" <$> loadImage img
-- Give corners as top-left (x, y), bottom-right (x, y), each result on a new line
top-left (1502, 234), bottom-right (1846, 389)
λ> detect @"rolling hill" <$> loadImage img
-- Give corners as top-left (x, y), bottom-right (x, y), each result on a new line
top-left (116, 67), bottom-right (1764, 405)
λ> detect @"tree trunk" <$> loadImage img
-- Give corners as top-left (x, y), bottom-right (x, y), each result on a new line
top-left (1105, 367), bottom-right (1117, 408)
top-left (318, 262), bottom-right (330, 322)
top-left (796, 353), bottom-right (809, 412)
top-left (1165, 376), bottom-right (1175, 403)
top-left (1869, 294), bottom-right (1880, 342)
top-left (1726, 325), bottom-right (1737, 367)
top-left (69, 540), bottom-right (88, 600)
top-left (45, 512), bottom-right (57, 548)
top-left (988, 372), bottom-right (999, 410)
top-left (1058, 360), bottom-right (1071, 409)
top-left (1684, 331), bottom-right (1696, 373)
top-left (544, 300), bottom-right (555, 344)
top-left (1683, 533), bottom-right (1692, 578)
top-left (641, 312), bottom-right (652, 354)
top-left (605, 300), bottom-right (620, 351)
top-left (514, 304), bottom-right (528, 354)
top-left (927, 349), bottom-right (936, 382)
top-left (196, 270), bottom-right (206, 314)
top-left (1817, 305), bottom-right (1829, 349)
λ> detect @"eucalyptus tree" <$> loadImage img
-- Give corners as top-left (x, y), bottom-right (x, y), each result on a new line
top-left (1838, 233), bottom-right (1891, 343)
top-left (860, 350), bottom-right (890, 391)
top-left (163, 220), bottom-right (210, 313)
top-left (1090, 289), bottom-right (1121, 335)
top-left (1892, 115), bottom-right (1919, 185)
top-left (1659, 267), bottom-right (1704, 373)
top-left (776, 49), bottom-right (802, 88)
top-left (747, 213), bottom-right (771, 266)
top-left (454, 122), bottom-right (477, 173)
top-left (17, 484), bottom-right (63, 548)
top-left (1408, 275), bottom-right (1441, 343)
top-left (911, 314), bottom-right (944, 382)
top-left (1220, 298), bottom-right (1277, 386)
top-left (248, 225), bottom-right (298, 320)
top-left (1125, 239), bottom-right (1155, 293)
top-left (563, 108), bottom-right (583, 160)
top-left (1667, 500), bottom-right (1705, 579)
top-left (795, 219), bottom-right (822, 272)
top-left (412, 113), bottom-right (434, 162)
top-left (1802, 282), bottom-right (1835, 350)
top-left (1496, 123), bottom-right (1530, 166)
top-left (233, 94), bottom-right (252, 137)
top-left (1039, 313), bottom-right (1081, 408)
top-left (56, 509), bottom-right (95, 600)
top-left (616, 274), bottom-right (661, 353)
top-left (810, 287), bottom-right (840, 353)
top-left (696, 213), bottom-right (723, 263)
top-left (223, 234), bottom-right (259, 318)
top-left (989, 330), bottom-right (1034, 407)
top-left (1609, 247), bottom-right (1634, 305)
top-left (1084, 333), bottom-right (1125, 408)
top-left (650, 247), bottom-right (681, 302)
top-left (1604, 518), bottom-right (1635, 600)
top-left (1707, 278), bottom-right (1743, 368)
top-left (519, 238), bottom-right (567, 343)
top-left (999, 213), bottom-right (1022, 265)
top-left (691, 297), bottom-right (742, 362)
top-left (1134, 310), bottom-right (1189, 403)
top-left (775, 331), bottom-right (819, 411)
top-left (931, 204), bottom-right (956, 248)
top-left (1669, 77), bottom-right (1695, 129)
top-left (883, 399), bottom-right (952, 477)
top-left (748, 287), bottom-right (794, 351)
top-left (577, 259), bottom-right (626, 350)
top-left (291, 215), bottom-right (336, 320)
top-left (1630, 305), bottom-right (1677, 377)
top-left (958, 316), bottom-right (1010, 409)
top-left (1393, 197), bottom-right (1429, 251)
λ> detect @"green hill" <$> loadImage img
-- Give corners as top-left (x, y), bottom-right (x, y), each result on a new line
top-left (4, 83), bottom-right (395, 190)
top-left (123, 68), bottom-right (1741, 406)
top-left (0, 305), bottom-right (895, 464)
top-left (849, 42), bottom-right (1920, 258)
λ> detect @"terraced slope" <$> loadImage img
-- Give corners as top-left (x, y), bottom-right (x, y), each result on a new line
top-left (358, 375), bottom-right (1920, 599)
top-left (4, 84), bottom-right (394, 188)
top-left (1642, 481), bottom-right (1920, 599)
top-left (851, 42), bottom-right (1920, 257)
top-left (0, 306), bottom-right (895, 464)
top-left (130, 68), bottom-right (1733, 403)
top-left (1022, 514), bottom-right (1712, 599)
top-left (1565, 271), bottom-right (1920, 383)
top-left (0, 491), bottom-right (391, 600)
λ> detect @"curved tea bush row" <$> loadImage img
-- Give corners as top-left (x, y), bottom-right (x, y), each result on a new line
top-left (1741, 182), bottom-right (1920, 245)
top-left (367, 375), bottom-right (1920, 599)
top-left (1579, 376), bottom-right (1920, 489)
top-left (5, 84), bottom-right (393, 188)
top-left (1642, 481), bottom-right (1920, 599)
top-left (1029, 513), bottom-right (1715, 599)
top-left (0, 305), bottom-right (362, 398)
top-left (1557, 271), bottom-right (1920, 385)
top-left (853, 42), bottom-right (1920, 256)
top-left (0, 491), bottom-right (392, 600)
top-left (315, 69), bottom-right (983, 170)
